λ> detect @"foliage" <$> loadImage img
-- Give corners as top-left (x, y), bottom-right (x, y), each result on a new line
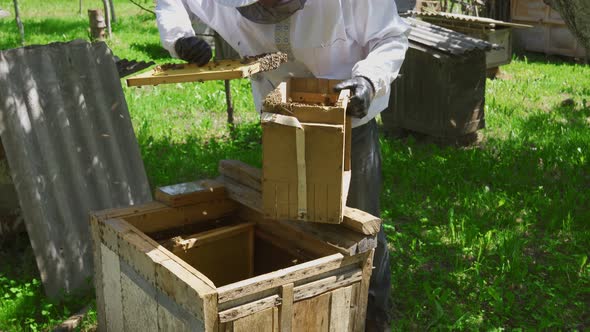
top-left (382, 54), bottom-right (590, 330)
top-left (0, 1), bottom-right (589, 331)
top-left (0, 235), bottom-right (95, 331)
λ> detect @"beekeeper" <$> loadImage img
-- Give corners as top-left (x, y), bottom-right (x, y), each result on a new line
top-left (156, 0), bottom-right (409, 330)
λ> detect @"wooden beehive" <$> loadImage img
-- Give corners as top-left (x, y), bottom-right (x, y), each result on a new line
top-left (261, 78), bottom-right (351, 224)
top-left (90, 160), bottom-right (381, 332)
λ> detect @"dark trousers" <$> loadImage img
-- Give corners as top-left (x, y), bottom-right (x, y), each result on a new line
top-left (347, 118), bottom-right (391, 323)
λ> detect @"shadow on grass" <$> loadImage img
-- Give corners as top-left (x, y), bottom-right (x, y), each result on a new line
top-left (513, 51), bottom-right (588, 67)
top-left (380, 101), bottom-right (590, 329)
top-left (0, 232), bottom-right (94, 331)
top-left (129, 42), bottom-right (171, 61)
top-left (136, 121), bottom-right (263, 189)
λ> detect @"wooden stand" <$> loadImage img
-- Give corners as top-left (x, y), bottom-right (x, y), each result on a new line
top-left (90, 161), bottom-right (379, 332)
top-left (88, 9), bottom-right (106, 41)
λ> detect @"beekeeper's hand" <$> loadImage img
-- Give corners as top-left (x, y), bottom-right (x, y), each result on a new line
top-left (333, 77), bottom-right (375, 119)
top-left (174, 36), bottom-right (212, 66)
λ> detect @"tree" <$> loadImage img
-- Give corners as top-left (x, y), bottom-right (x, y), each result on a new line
top-left (13, 0), bottom-right (24, 46)
top-left (543, 0), bottom-right (590, 58)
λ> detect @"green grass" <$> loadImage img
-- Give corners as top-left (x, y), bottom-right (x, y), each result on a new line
top-left (1, 1), bottom-right (589, 330)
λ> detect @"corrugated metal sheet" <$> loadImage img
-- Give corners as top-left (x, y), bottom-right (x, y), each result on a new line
top-left (404, 17), bottom-right (496, 56)
top-left (0, 39), bottom-right (152, 298)
top-left (409, 10), bottom-right (532, 28)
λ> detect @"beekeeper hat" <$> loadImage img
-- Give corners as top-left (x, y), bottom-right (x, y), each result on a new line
top-left (214, 0), bottom-right (259, 7)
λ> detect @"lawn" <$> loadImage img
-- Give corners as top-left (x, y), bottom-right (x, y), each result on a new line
top-left (0, 0), bottom-right (589, 331)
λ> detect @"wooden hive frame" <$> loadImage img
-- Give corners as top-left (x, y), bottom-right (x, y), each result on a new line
top-left (261, 78), bottom-right (352, 224)
top-left (125, 53), bottom-right (288, 87)
top-left (90, 160), bottom-right (380, 332)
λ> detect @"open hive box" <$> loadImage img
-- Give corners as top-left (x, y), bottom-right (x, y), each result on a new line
top-left (90, 160), bottom-right (381, 332)
top-left (262, 78), bottom-right (352, 224)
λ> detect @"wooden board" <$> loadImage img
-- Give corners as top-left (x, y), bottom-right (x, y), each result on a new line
top-left (218, 160), bottom-right (381, 236)
top-left (292, 292), bottom-right (331, 331)
top-left (126, 54), bottom-right (287, 87)
top-left (155, 179), bottom-right (226, 207)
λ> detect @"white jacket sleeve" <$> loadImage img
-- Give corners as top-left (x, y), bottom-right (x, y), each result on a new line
top-left (156, 0), bottom-right (202, 58)
top-left (346, 0), bottom-right (410, 98)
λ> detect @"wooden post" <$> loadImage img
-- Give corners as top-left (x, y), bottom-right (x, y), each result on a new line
top-left (224, 80), bottom-right (234, 128)
top-left (12, 0), bottom-right (24, 46)
top-left (88, 9), bottom-right (106, 40)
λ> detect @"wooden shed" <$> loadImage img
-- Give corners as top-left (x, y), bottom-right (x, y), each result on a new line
top-left (381, 18), bottom-right (494, 142)
top-left (511, 0), bottom-right (587, 58)
top-left (90, 160), bottom-right (381, 331)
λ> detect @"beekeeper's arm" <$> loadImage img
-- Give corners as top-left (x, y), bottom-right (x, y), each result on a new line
top-left (156, 0), bottom-right (212, 65)
top-left (335, 0), bottom-right (409, 118)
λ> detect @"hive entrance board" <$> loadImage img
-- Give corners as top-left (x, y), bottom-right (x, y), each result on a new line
top-left (126, 52), bottom-right (288, 87)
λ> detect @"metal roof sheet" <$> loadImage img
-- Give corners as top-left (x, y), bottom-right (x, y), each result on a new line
top-left (404, 17), bottom-right (496, 55)
top-left (0, 40), bottom-right (152, 298)
top-left (409, 10), bottom-right (533, 28)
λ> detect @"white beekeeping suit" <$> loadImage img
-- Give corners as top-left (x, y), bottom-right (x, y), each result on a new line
top-left (156, 0), bottom-right (409, 128)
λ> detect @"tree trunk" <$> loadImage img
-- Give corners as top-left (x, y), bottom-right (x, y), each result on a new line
top-left (101, 0), bottom-right (111, 37)
top-left (544, 0), bottom-right (590, 55)
top-left (12, 0), bottom-right (24, 46)
top-left (79, 0), bottom-right (82, 15)
top-left (108, 0), bottom-right (116, 23)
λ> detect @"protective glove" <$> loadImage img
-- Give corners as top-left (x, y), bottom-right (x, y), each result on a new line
top-left (333, 76), bottom-right (375, 119)
top-left (174, 36), bottom-right (212, 66)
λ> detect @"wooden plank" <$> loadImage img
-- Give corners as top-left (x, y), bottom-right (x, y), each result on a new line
top-left (344, 115), bottom-right (352, 172)
top-left (89, 218), bottom-right (107, 331)
top-left (91, 201), bottom-right (168, 223)
top-left (278, 219), bottom-right (378, 256)
top-left (293, 268), bottom-right (362, 302)
top-left (161, 222), bottom-right (255, 253)
top-left (217, 253), bottom-right (345, 303)
top-left (126, 60), bottom-right (262, 87)
top-left (218, 171), bottom-right (379, 253)
top-left (100, 244), bottom-right (124, 332)
top-left (342, 208), bottom-right (381, 236)
top-left (174, 230), bottom-right (251, 287)
top-left (123, 199), bottom-right (239, 234)
top-left (255, 229), bottom-right (315, 262)
top-left (232, 307), bottom-right (275, 332)
top-left (219, 160), bottom-right (262, 192)
top-left (280, 284), bottom-right (294, 332)
top-left (353, 250), bottom-right (374, 332)
top-left (292, 292), bottom-right (331, 332)
top-left (120, 271), bottom-right (158, 332)
top-left (156, 258), bottom-right (217, 330)
top-left (289, 91), bottom-right (339, 105)
top-left (155, 179), bottom-right (226, 207)
top-left (116, 226), bottom-right (170, 287)
top-left (348, 283), bottom-right (360, 332)
top-left (218, 175), bottom-right (262, 212)
top-left (273, 307), bottom-right (279, 332)
top-left (157, 306), bottom-right (188, 332)
top-left (329, 286), bottom-right (352, 332)
top-left (248, 227), bottom-right (255, 278)
top-left (218, 295), bottom-right (281, 323)
top-left (99, 215), bottom-right (215, 287)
